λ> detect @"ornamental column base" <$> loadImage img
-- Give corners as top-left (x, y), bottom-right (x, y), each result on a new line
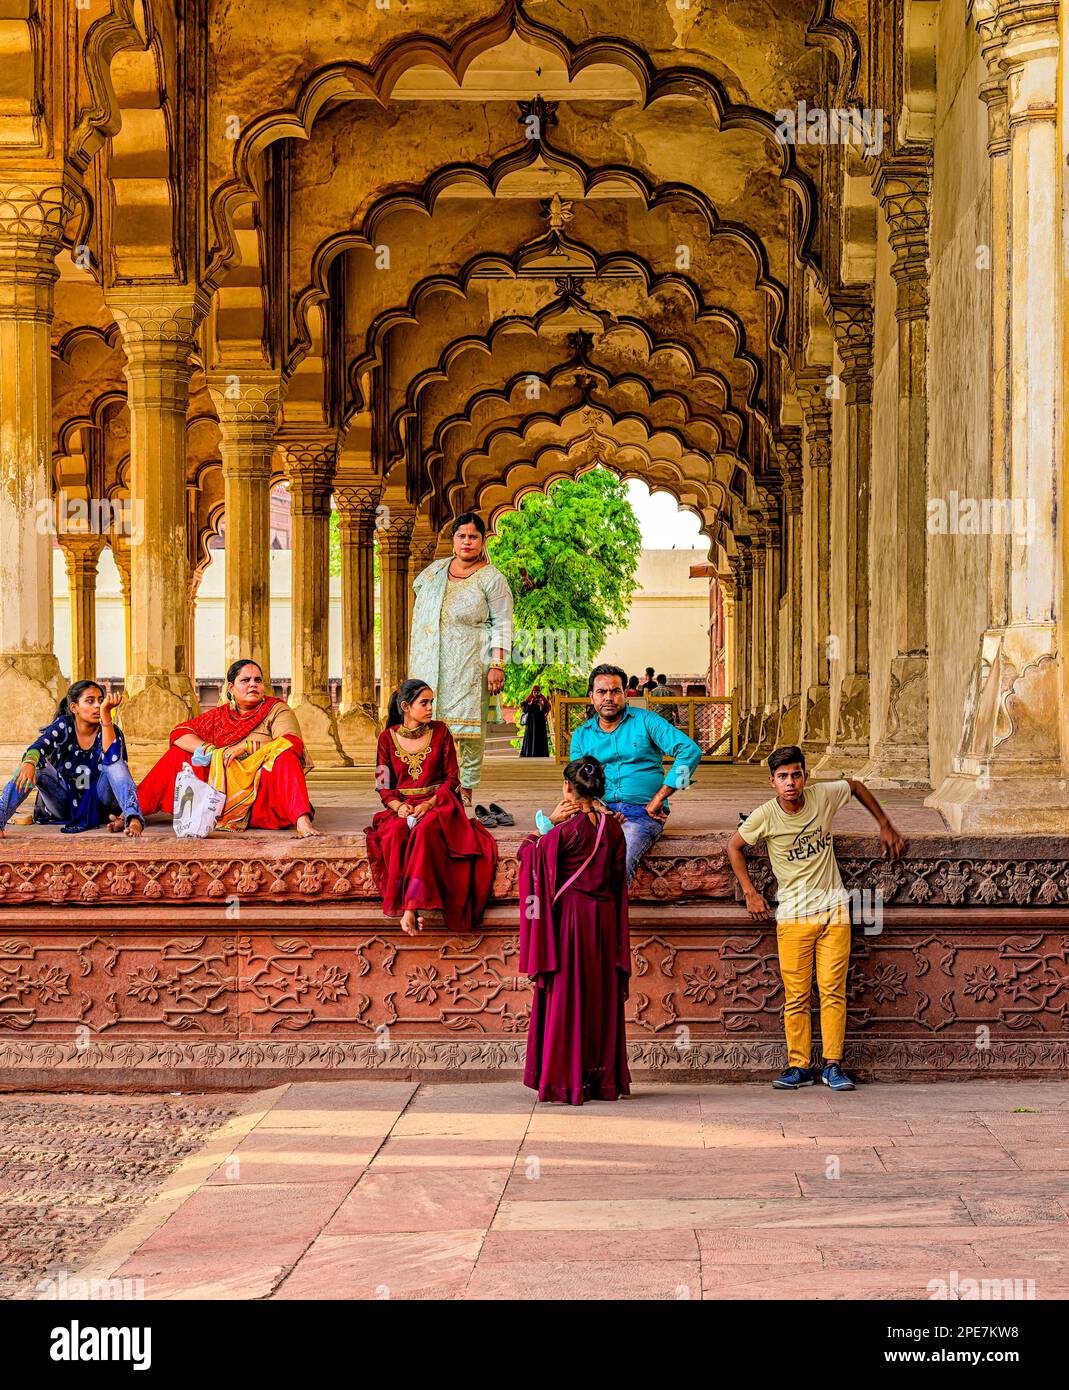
top-left (738, 710), bottom-right (762, 760)
top-left (814, 674), bottom-right (871, 777)
top-left (926, 624), bottom-right (1068, 833)
top-left (290, 697), bottom-right (352, 768)
top-left (0, 654), bottom-right (65, 766)
top-left (861, 655), bottom-right (931, 788)
top-left (799, 683), bottom-right (831, 762)
top-left (336, 702), bottom-right (381, 765)
top-left (773, 696), bottom-right (801, 750)
top-left (118, 674), bottom-right (199, 777)
top-left (747, 704), bottom-right (778, 762)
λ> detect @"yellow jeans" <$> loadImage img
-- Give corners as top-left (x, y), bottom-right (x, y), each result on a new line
top-left (775, 906), bottom-right (851, 1068)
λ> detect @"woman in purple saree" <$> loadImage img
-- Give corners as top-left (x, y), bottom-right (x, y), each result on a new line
top-left (519, 755), bottom-right (631, 1104)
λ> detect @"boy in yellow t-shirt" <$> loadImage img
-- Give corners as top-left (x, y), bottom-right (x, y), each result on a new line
top-left (727, 745), bottom-right (908, 1091)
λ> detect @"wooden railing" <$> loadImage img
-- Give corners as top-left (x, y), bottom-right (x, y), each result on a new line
top-left (553, 693), bottom-right (737, 764)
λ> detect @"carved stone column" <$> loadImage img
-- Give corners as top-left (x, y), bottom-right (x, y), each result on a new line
top-left (0, 180), bottom-right (73, 762)
top-left (408, 521), bottom-right (439, 621)
top-left (187, 567), bottom-right (204, 688)
top-left (278, 432), bottom-right (349, 766)
top-left (720, 573), bottom-right (736, 699)
top-left (60, 535), bottom-right (105, 683)
top-left (752, 521), bottom-right (783, 761)
top-left (817, 296), bottom-right (874, 775)
top-left (797, 375), bottom-right (833, 760)
top-left (864, 164), bottom-right (933, 787)
top-left (106, 287), bottom-right (207, 745)
top-left (334, 483), bottom-right (381, 760)
top-left (379, 509), bottom-right (415, 719)
top-left (730, 552), bottom-right (751, 754)
top-left (775, 428), bottom-right (804, 748)
top-left (207, 373), bottom-right (281, 683)
top-left (929, 2), bottom-right (1069, 829)
top-left (741, 540), bottom-right (766, 759)
top-left (110, 537), bottom-right (133, 679)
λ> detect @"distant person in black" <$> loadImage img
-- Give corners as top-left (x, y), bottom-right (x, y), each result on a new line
top-left (519, 684), bottom-right (552, 758)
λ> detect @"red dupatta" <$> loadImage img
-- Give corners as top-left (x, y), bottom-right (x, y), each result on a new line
top-left (170, 696), bottom-right (285, 750)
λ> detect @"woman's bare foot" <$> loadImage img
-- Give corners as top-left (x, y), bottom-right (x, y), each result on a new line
top-left (124, 816), bottom-right (144, 838)
top-left (400, 909), bottom-right (422, 935)
top-left (108, 814), bottom-right (124, 833)
top-left (295, 814), bottom-right (319, 838)
top-left (460, 786), bottom-right (473, 808)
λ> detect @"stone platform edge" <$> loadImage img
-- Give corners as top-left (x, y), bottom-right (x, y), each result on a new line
top-left (1, 833), bottom-right (1067, 909)
top-left (1, 1036), bottom-right (1067, 1091)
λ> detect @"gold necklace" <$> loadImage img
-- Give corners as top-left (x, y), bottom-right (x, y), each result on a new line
top-left (391, 727), bottom-right (432, 779)
top-left (398, 724), bottom-right (425, 737)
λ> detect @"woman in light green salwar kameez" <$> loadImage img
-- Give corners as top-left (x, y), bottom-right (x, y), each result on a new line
top-left (408, 513), bottom-right (514, 806)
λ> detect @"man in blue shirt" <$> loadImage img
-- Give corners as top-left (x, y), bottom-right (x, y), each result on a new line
top-left (569, 663), bottom-right (702, 882)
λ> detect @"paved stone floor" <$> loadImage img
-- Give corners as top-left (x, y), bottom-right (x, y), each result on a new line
top-left (0, 1094), bottom-right (238, 1298)
top-left (9, 1079), bottom-right (1067, 1300)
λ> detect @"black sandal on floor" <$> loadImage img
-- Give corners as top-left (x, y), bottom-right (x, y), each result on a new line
top-left (488, 803), bottom-right (514, 826)
top-left (473, 804), bottom-right (499, 828)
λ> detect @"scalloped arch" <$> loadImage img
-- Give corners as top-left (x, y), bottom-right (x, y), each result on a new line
top-left (206, 3), bottom-right (821, 294)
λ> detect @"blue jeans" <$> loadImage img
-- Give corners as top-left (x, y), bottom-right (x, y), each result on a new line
top-left (0, 759), bottom-right (142, 832)
top-left (606, 801), bottom-right (667, 882)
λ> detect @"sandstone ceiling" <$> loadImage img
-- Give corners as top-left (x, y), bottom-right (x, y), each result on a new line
top-left (44, 0), bottom-right (880, 568)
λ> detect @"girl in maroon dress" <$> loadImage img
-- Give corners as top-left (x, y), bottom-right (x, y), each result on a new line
top-left (519, 755), bottom-right (631, 1104)
top-left (365, 678), bottom-right (498, 935)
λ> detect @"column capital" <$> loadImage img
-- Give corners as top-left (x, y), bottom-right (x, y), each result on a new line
top-left (974, 3), bottom-right (1059, 133)
top-left (334, 484), bottom-right (383, 530)
top-left (207, 371), bottom-right (283, 458)
top-left (0, 178), bottom-right (78, 317)
top-left (408, 523), bottom-right (440, 573)
top-left (732, 544), bottom-right (754, 592)
top-left (278, 428), bottom-right (338, 514)
top-left (378, 509), bottom-right (416, 559)
top-left (873, 160), bottom-right (932, 320)
top-left (775, 426), bottom-right (804, 512)
top-left (60, 533), bottom-right (106, 579)
top-left (795, 371), bottom-right (833, 468)
top-left (277, 428), bottom-right (338, 474)
top-left (827, 293), bottom-right (874, 404)
top-left (107, 286), bottom-right (210, 412)
top-left (107, 285), bottom-right (211, 360)
top-left (973, 1), bottom-right (1059, 43)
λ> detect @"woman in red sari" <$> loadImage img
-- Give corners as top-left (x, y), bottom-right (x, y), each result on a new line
top-left (520, 755), bottom-right (631, 1104)
top-left (137, 658), bottom-right (317, 837)
top-left (365, 678), bottom-right (498, 935)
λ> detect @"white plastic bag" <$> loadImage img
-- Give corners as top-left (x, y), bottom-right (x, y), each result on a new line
top-left (172, 763), bottom-right (225, 838)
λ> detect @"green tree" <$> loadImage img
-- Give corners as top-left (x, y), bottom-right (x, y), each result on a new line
top-left (487, 468), bottom-right (642, 720)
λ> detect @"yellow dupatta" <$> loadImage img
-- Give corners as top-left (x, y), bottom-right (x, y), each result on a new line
top-left (208, 737), bottom-right (294, 831)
